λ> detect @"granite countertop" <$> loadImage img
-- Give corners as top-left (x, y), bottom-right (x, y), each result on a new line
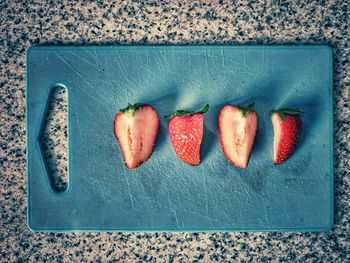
top-left (1, 1), bottom-right (349, 261)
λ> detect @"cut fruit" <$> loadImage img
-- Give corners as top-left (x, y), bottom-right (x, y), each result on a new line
top-left (271, 109), bottom-right (302, 164)
top-left (166, 104), bottom-right (209, 166)
top-left (114, 103), bottom-right (159, 169)
top-left (218, 103), bottom-right (258, 168)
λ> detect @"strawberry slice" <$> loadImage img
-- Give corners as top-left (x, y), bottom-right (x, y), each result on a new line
top-left (218, 103), bottom-right (258, 168)
top-left (165, 104), bottom-right (209, 166)
top-left (114, 103), bottom-right (159, 169)
top-left (270, 108), bottom-right (302, 164)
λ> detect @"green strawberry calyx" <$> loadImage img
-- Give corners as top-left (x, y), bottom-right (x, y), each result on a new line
top-left (270, 108), bottom-right (303, 122)
top-left (120, 103), bottom-right (146, 117)
top-left (164, 104), bottom-right (209, 120)
top-left (236, 103), bottom-right (255, 117)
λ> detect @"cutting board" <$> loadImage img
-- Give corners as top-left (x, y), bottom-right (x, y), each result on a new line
top-left (26, 45), bottom-right (333, 231)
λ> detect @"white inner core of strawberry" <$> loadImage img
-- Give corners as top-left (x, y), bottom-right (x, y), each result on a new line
top-left (115, 107), bottom-right (158, 168)
top-left (272, 114), bottom-right (282, 163)
top-left (219, 107), bottom-right (257, 168)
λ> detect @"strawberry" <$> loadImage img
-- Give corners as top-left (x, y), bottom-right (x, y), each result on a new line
top-left (270, 109), bottom-right (302, 164)
top-left (165, 104), bottom-right (209, 166)
top-left (218, 103), bottom-right (258, 168)
top-left (114, 103), bottom-right (159, 169)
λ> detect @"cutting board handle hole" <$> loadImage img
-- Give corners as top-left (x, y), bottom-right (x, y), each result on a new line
top-left (40, 85), bottom-right (69, 193)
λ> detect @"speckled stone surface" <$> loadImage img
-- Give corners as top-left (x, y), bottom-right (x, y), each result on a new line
top-left (1, 0), bottom-right (349, 262)
top-left (40, 87), bottom-right (68, 193)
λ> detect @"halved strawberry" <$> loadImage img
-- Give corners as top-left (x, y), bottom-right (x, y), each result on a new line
top-left (270, 108), bottom-right (302, 165)
top-left (218, 103), bottom-right (258, 168)
top-left (165, 104), bottom-right (209, 166)
top-left (114, 103), bottom-right (159, 169)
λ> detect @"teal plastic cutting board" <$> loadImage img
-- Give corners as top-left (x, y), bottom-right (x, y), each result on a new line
top-left (26, 45), bottom-right (333, 232)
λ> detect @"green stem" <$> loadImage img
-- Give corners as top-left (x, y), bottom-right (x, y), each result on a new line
top-left (164, 104), bottom-right (209, 120)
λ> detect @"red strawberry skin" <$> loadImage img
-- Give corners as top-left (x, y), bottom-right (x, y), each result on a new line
top-left (114, 105), bottom-right (159, 169)
top-left (168, 114), bottom-right (204, 166)
top-left (271, 113), bottom-right (302, 164)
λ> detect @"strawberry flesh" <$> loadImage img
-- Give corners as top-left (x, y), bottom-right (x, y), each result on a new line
top-left (218, 104), bottom-right (258, 168)
top-left (271, 111), bottom-right (302, 164)
top-left (114, 104), bottom-right (159, 169)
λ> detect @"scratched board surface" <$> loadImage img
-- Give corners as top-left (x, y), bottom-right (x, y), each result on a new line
top-left (26, 46), bottom-right (333, 231)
